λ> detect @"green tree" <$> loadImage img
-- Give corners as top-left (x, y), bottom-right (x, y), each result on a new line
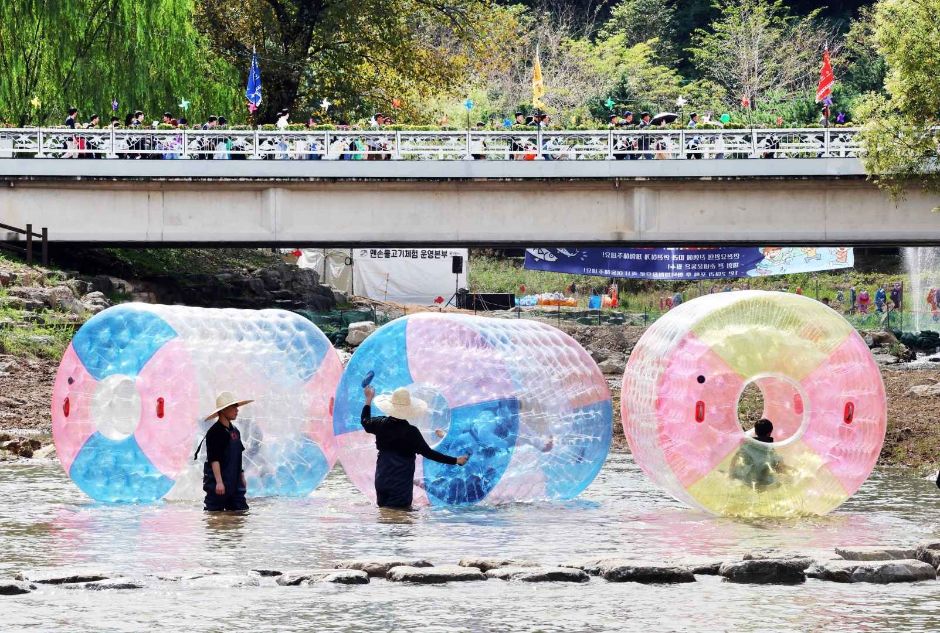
top-left (858, 0), bottom-right (940, 200)
top-left (599, 0), bottom-right (679, 65)
top-left (0, 0), bottom-right (240, 126)
top-left (687, 0), bottom-right (831, 109)
top-left (196, 0), bottom-right (492, 123)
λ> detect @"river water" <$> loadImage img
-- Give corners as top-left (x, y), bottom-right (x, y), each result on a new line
top-left (1, 453), bottom-right (939, 632)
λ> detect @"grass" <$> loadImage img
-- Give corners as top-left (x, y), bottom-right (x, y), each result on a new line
top-left (0, 303), bottom-right (73, 359)
top-left (102, 248), bottom-right (279, 276)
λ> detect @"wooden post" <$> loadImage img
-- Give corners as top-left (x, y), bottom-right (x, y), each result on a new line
top-left (41, 227), bottom-right (48, 266)
top-left (25, 223), bottom-right (33, 265)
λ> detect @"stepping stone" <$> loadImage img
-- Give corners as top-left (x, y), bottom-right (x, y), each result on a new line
top-left (601, 563), bottom-right (695, 584)
top-left (387, 565), bottom-right (485, 584)
top-left (184, 574), bottom-right (260, 588)
top-left (835, 546), bottom-right (917, 561)
top-left (719, 560), bottom-right (806, 584)
top-left (742, 551), bottom-right (816, 569)
top-left (16, 570), bottom-right (109, 585)
top-left (83, 578), bottom-right (146, 591)
top-left (807, 560), bottom-right (937, 584)
top-left (686, 560), bottom-right (725, 576)
top-left (251, 569), bottom-right (283, 577)
top-left (458, 558), bottom-right (539, 572)
top-left (337, 558), bottom-right (433, 577)
top-left (0, 580), bottom-right (35, 596)
top-left (276, 570), bottom-right (369, 586)
top-left (485, 566), bottom-right (588, 583)
top-left (915, 542), bottom-right (940, 569)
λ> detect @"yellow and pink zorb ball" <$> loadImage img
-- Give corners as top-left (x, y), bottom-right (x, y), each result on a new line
top-left (622, 290), bottom-right (886, 518)
top-left (52, 304), bottom-right (341, 503)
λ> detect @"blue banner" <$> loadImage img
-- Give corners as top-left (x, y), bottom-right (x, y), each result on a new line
top-left (524, 247), bottom-right (853, 280)
top-left (246, 49), bottom-right (262, 108)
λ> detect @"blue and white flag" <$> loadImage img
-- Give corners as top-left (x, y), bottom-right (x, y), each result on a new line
top-left (245, 48), bottom-right (262, 111)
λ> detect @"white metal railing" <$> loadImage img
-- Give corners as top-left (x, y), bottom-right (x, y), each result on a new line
top-left (0, 127), bottom-right (863, 161)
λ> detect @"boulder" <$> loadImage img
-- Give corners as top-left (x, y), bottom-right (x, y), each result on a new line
top-left (337, 558), bottom-right (433, 578)
top-left (56, 279), bottom-right (92, 297)
top-left (16, 570), bottom-right (109, 585)
top-left (905, 383), bottom-right (940, 398)
top-left (276, 570), bottom-right (369, 586)
top-left (719, 560), bottom-right (806, 584)
top-left (0, 271), bottom-right (15, 287)
top-left (807, 560), bottom-right (937, 583)
top-left (7, 285), bottom-right (84, 314)
top-left (386, 565), bottom-right (486, 584)
top-left (346, 321), bottom-right (377, 347)
top-left (80, 291), bottom-right (111, 315)
top-left (485, 566), bottom-right (589, 583)
top-left (597, 357), bottom-right (625, 375)
top-left (458, 558), bottom-right (539, 572)
top-left (870, 331), bottom-right (899, 347)
top-left (0, 295), bottom-right (44, 312)
top-left (0, 580), bottom-right (35, 595)
top-left (687, 560), bottom-right (725, 576)
top-left (915, 542), bottom-right (940, 569)
top-left (588, 347), bottom-right (610, 363)
top-left (835, 546), bottom-right (917, 561)
top-left (599, 562), bottom-right (695, 584)
top-left (741, 550), bottom-right (816, 570)
top-left (251, 569), bottom-right (283, 577)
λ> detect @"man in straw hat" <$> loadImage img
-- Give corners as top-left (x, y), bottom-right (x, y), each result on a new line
top-left (362, 385), bottom-right (469, 509)
top-left (202, 391), bottom-right (253, 512)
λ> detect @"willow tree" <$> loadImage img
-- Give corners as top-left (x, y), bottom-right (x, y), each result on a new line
top-left (0, 0), bottom-right (241, 126)
top-left (195, 0), bottom-right (494, 123)
top-left (858, 0), bottom-right (940, 201)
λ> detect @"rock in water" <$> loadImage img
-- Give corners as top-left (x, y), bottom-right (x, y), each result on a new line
top-left (337, 558), bottom-right (433, 577)
top-left (915, 542), bottom-right (940, 569)
top-left (0, 580), bottom-right (35, 595)
top-left (83, 578), bottom-right (146, 590)
top-left (276, 570), bottom-right (369, 586)
top-left (835, 546), bottom-right (917, 561)
top-left (386, 565), bottom-right (485, 584)
top-left (719, 560), bottom-right (806, 584)
top-left (808, 560), bottom-right (937, 583)
top-left (600, 562), bottom-right (695, 584)
top-left (16, 570), bottom-right (109, 585)
top-left (484, 567), bottom-right (589, 583)
top-left (458, 558), bottom-right (539, 572)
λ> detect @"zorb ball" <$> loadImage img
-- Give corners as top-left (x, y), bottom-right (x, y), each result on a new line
top-left (333, 313), bottom-right (612, 506)
top-left (52, 304), bottom-right (341, 503)
top-left (622, 291), bottom-right (886, 517)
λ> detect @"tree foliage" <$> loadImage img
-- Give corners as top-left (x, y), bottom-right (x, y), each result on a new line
top-left (687, 0), bottom-right (832, 109)
top-left (598, 0), bottom-right (678, 64)
top-left (0, 0), bottom-right (240, 125)
top-left (196, 0), bottom-right (493, 123)
top-left (858, 0), bottom-right (940, 200)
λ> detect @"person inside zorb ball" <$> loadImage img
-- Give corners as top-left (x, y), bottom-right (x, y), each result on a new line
top-left (622, 290), bottom-right (887, 518)
top-left (333, 313), bottom-right (613, 508)
top-left (51, 304), bottom-right (341, 504)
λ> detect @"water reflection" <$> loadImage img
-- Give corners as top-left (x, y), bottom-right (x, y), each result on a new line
top-left (1, 454), bottom-right (939, 631)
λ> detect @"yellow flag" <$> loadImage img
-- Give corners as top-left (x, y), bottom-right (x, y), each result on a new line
top-left (532, 45), bottom-right (546, 110)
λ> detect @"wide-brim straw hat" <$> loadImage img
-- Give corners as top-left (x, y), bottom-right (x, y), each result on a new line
top-left (374, 387), bottom-right (428, 421)
top-left (204, 391), bottom-right (254, 421)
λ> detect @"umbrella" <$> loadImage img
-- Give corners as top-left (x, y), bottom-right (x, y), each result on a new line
top-left (650, 112), bottom-right (678, 125)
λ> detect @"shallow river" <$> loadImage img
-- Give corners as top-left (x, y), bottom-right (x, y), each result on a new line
top-left (2, 453), bottom-right (939, 632)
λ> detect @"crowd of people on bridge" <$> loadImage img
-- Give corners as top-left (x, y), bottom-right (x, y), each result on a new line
top-left (30, 103), bottom-right (854, 161)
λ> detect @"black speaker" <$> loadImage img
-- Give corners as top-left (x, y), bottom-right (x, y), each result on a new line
top-left (451, 255), bottom-right (464, 274)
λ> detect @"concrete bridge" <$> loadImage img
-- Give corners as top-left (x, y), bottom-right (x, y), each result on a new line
top-left (0, 128), bottom-right (938, 246)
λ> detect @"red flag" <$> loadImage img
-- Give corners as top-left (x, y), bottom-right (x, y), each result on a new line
top-left (816, 49), bottom-right (834, 103)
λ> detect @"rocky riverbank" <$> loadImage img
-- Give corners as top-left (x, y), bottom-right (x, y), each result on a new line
top-left (4, 543), bottom-right (940, 595)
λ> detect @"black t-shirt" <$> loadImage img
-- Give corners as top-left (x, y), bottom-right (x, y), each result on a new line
top-left (360, 405), bottom-right (457, 465)
top-left (205, 420), bottom-right (243, 471)
top-left (64, 116), bottom-right (76, 129)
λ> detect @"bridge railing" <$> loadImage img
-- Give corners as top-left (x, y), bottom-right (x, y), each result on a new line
top-left (0, 127), bottom-right (862, 160)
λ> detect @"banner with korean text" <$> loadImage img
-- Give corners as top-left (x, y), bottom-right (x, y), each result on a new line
top-left (524, 247), bottom-right (853, 280)
top-left (353, 247), bottom-right (468, 304)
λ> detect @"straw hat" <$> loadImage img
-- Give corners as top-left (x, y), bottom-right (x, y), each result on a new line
top-left (204, 391), bottom-right (254, 421)
top-left (374, 387), bottom-right (428, 421)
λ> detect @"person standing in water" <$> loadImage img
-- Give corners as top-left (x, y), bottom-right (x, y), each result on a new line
top-left (362, 385), bottom-right (469, 509)
top-left (202, 391), bottom-right (252, 512)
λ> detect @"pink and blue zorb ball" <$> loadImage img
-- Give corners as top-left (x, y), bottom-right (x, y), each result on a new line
top-left (333, 313), bottom-right (613, 507)
top-left (52, 304), bottom-right (342, 503)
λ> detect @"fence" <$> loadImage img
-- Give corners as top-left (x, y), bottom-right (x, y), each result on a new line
top-left (0, 222), bottom-right (48, 266)
top-left (0, 127), bottom-right (862, 161)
